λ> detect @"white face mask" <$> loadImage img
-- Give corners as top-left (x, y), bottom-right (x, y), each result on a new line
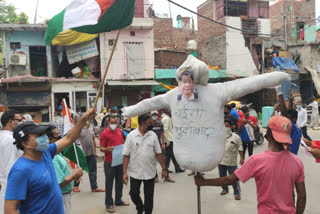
top-left (225, 127), bottom-right (232, 137)
top-left (152, 116), bottom-right (158, 121)
top-left (110, 124), bottom-right (117, 130)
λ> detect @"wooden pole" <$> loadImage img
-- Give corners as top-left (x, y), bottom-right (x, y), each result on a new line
top-left (92, 30), bottom-right (121, 110)
top-left (197, 172), bottom-right (201, 214)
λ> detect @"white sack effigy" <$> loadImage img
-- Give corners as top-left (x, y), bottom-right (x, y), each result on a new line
top-left (122, 55), bottom-right (290, 172)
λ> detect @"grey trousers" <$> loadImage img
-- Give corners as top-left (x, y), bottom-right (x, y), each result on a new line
top-left (63, 193), bottom-right (72, 214)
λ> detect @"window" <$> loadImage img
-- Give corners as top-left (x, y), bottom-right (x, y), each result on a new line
top-left (124, 42), bottom-right (144, 79)
top-left (130, 31), bottom-right (136, 36)
top-left (297, 22), bottom-right (305, 40)
top-left (29, 46), bottom-right (47, 77)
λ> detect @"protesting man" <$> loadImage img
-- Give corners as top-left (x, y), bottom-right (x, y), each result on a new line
top-left (238, 106), bottom-right (257, 158)
top-left (0, 111), bottom-right (22, 214)
top-left (150, 111), bottom-right (175, 183)
top-left (308, 98), bottom-right (319, 128)
top-left (296, 102), bottom-right (312, 141)
top-left (162, 110), bottom-right (184, 173)
top-left (73, 122), bottom-right (104, 193)
top-left (100, 116), bottom-right (129, 213)
top-left (48, 126), bottom-right (83, 214)
top-left (195, 116), bottom-right (306, 214)
top-left (123, 114), bottom-right (167, 214)
top-left (218, 119), bottom-right (244, 200)
top-left (224, 105), bottom-right (239, 131)
top-left (5, 109), bottom-right (95, 214)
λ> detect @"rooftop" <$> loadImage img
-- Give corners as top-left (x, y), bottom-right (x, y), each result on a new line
top-left (0, 24), bottom-right (46, 32)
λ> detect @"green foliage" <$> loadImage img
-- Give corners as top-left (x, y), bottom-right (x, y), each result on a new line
top-left (0, 0), bottom-right (29, 24)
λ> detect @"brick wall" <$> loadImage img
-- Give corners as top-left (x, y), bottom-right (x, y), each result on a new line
top-left (317, 30), bottom-right (320, 41)
top-left (270, 0), bottom-right (315, 42)
top-left (197, 0), bottom-right (227, 67)
top-left (153, 18), bottom-right (197, 50)
top-left (181, 17), bottom-right (191, 29)
top-left (198, 34), bottom-right (227, 69)
top-left (155, 50), bottom-right (189, 68)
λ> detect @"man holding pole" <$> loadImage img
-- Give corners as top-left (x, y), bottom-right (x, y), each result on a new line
top-left (194, 116), bottom-right (306, 214)
top-left (4, 109), bottom-right (96, 214)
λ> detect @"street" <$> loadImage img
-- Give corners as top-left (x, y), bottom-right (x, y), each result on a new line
top-left (71, 128), bottom-right (320, 214)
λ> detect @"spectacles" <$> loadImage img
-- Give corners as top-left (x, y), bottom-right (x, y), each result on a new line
top-left (14, 119), bottom-right (22, 122)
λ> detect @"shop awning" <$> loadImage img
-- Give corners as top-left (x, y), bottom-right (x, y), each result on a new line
top-left (106, 80), bottom-right (159, 86)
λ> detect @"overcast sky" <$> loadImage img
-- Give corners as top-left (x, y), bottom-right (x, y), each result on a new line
top-left (6, 0), bottom-right (320, 26)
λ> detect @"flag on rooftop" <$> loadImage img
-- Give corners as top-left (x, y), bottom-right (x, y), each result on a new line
top-left (44, 0), bottom-right (136, 46)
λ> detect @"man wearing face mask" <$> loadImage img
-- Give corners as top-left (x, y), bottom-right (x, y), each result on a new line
top-left (150, 111), bottom-right (175, 183)
top-left (4, 109), bottom-right (95, 214)
top-left (0, 111), bottom-right (22, 214)
top-left (296, 102), bottom-right (312, 141)
top-left (100, 116), bottom-right (129, 213)
top-left (123, 114), bottom-right (167, 214)
top-left (48, 126), bottom-right (83, 214)
top-left (218, 119), bottom-right (244, 200)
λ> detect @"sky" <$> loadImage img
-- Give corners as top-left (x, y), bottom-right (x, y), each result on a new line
top-left (6, 0), bottom-right (320, 26)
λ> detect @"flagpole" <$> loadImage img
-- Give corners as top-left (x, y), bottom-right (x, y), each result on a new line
top-left (92, 30), bottom-right (121, 111)
top-left (63, 98), bottom-right (80, 168)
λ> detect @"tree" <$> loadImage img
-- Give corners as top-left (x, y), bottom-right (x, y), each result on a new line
top-left (0, 0), bottom-right (29, 24)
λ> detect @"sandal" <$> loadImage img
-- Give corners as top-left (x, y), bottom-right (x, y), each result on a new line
top-left (220, 190), bottom-right (229, 195)
top-left (188, 171), bottom-right (195, 176)
top-left (106, 206), bottom-right (116, 213)
top-left (115, 201), bottom-right (130, 206)
top-left (165, 177), bottom-right (175, 183)
top-left (72, 187), bottom-right (80, 192)
top-left (91, 188), bottom-right (105, 192)
top-left (234, 195), bottom-right (241, 200)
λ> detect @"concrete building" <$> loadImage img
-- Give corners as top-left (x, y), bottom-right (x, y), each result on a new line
top-left (197, 0), bottom-right (271, 77)
top-left (0, 24), bottom-right (102, 122)
top-left (99, 0), bottom-right (157, 108)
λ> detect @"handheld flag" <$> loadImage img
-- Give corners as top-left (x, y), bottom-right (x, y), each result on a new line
top-left (62, 99), bottom-right (89, 172)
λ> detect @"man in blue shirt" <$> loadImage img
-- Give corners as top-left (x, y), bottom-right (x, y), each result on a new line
top-left (4, 109), bottom-right (95, 214)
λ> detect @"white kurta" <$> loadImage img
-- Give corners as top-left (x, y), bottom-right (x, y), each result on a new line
top-left (0, 130), bottom-right (22, 214)
top-left (122, 72), bottom-right (289, 172)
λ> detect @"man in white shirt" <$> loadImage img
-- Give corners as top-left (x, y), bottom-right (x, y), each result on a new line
top-left (296, 102), bottom-right (312, 141)
top-left (123, 114), bottom-right (167, 214)
top-left (308, 99), bottom-right (319, 128)
top-left (0, 111), bottom-right (22, 214)
top-left (162, 110), bottom-right (184, 173)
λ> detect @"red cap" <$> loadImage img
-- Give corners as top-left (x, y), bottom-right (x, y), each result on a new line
top-left (268, 116), bottom-right (292, 144)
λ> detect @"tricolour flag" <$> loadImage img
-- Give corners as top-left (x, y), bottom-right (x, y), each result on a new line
top-left (62, 99), bottom-right (89, 172)
top-left (44, 0), bottom-right (136, 45)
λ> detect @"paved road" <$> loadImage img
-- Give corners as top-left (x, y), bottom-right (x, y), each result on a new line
top-left (72, 128), bottom-right (320, 214)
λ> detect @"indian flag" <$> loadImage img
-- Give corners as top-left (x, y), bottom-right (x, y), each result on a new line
top-left (44, 0), bottom-right (136, 45)
top-left (62, 99), bottom-right (89, 172)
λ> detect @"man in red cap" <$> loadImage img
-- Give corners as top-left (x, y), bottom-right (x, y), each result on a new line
top-left (195, 116), bottom-right (306, 214)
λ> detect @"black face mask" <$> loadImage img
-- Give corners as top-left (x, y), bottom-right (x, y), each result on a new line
top-left (224, 112), bottom-right (228, 115)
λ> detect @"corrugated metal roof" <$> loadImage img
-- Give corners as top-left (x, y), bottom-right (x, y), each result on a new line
top-left (0, 24), bottom-right (46, 32)
top-left (106, 80), bottom-right (159, 86)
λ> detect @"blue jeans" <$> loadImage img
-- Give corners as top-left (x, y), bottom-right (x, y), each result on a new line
top-left (218, 164), bottom-right (240, 195)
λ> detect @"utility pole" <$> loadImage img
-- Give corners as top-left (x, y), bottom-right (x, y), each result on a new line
top-left (34, 0), bottom-right (39, 24)
top-left (168, 0), bottom-right (172, 19)
top-left (284, 15), bottom-right (287, 49)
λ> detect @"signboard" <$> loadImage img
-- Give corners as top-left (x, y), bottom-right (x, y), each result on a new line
top-left (66, 40), bottom-right (99, 64)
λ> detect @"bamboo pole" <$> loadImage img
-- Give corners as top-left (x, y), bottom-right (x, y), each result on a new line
top-left (92, 30), bottom-right (121, 110)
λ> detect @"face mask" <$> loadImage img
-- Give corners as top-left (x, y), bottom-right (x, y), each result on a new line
top-left (297, 105), bottom-right (302, 109)
top-left (36, 134), bottom-right (49, 152)
top-left (225, 127), bottom-right (232, 137)
top-left (112, 113), bottom-right (118, 116)
top-left (224, 112), bottom-right (228, 115)
top-left (152, 116), bottom-right (158, 121)
top-left (110, 124), bottom-right (117, 130)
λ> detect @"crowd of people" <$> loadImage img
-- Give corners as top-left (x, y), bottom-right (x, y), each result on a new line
top-left (0, 87), bottom-right (320, 214)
